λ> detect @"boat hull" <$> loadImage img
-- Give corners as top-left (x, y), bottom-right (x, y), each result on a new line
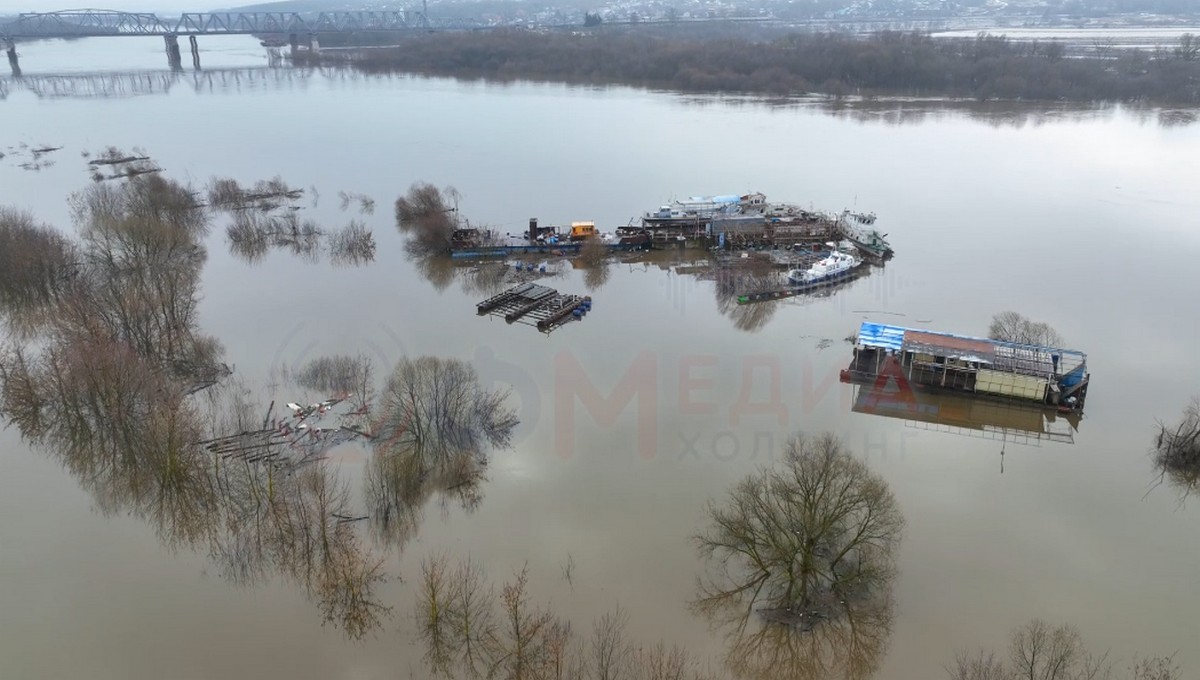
top-left (787, 263), bottom-right (861, 287)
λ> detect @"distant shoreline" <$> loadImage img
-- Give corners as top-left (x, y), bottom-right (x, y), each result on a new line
top-left (288, 28), bottom-right (1200, 105)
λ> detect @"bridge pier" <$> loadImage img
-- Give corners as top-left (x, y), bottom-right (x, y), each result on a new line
top-left (189, 35), bottom-right (200, 70)
top-left (309, 33), bottom-right (320, 56)
top-left (4, 38), bottom-right (18, 76)
top-left (289, 33), bottom-right (299, 58)
top-left (164, 34), bottom-right (182, 70)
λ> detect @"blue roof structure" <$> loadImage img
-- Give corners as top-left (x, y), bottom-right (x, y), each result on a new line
top-left (857, 322), bottom-right (906, 352)
top-left (855, 321), bottom-right (1087, 377)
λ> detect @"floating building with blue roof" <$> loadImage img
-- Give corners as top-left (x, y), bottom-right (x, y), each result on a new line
top-left (843, 321), bottom-right (1090, 412)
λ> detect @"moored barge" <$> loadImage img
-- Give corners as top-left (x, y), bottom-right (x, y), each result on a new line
top-left (842, 322), bottom-right (1090, 412)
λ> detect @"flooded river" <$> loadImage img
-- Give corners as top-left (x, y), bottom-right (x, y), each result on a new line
top-left (2, 35), bottom-right (1199, 680)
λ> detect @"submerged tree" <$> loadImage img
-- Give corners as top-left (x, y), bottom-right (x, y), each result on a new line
top-left (707, 588), bottom-right (893, 680)
top-left (366, 356), bottom-right (518, 547)
top-left (395, 182), bottom-right (459, 247)
top-left (946, 619), bottom-right (1181, 680)
top-left (1153, 397), bottom-right (1200, 497)
top-left (417, 554), bottom-right (717, 680)
top-left (695, 433), bottom-right (904, 628)
top-left (0, 179), bottom-right (388, 640)
top-left (328, 219), bottom-right (377, 266)
top-left (577, 236), bottom-right (610, 291)
top-left (0, 207), bottom-right (75, 328)
top-left (394, 182), bottom-right (466, 290)
top-left (987, 311), bottom-right (1065, 347)
top-left (290, 354), bottom-right (374, 404)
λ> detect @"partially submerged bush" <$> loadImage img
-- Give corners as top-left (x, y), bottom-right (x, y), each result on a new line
top-left (1154, 398), bottom-right (1200, 495)
top-left (328, 219), bottom-right (376, 266)
top-left (0, 208), bottom-right (75, 322)
top-left (395, 182), bottom-right (460, 256)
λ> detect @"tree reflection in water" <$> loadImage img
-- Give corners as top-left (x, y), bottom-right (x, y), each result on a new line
top-left (1153, 397), bottom-right (1200, 499)
top-left (693, 433), bottom-right (901, 680)
top-left (1, 177), bottom-right (516, 642)
top-left (698, 585), bottom-right (893, 680)
top-left (712, 256), bottom-right (782, 333)
top-left (208, 176), bottom-right (376, 266)
top-left (366, 356), bottom-right (518, 548)
top-left (416, 554), bottom-right (719, 680)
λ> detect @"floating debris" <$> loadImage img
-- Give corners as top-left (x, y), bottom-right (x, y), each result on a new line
top-left (197, 395), bottom-right (366, 468)
top-left (476, 282), bottom-right (592, 334)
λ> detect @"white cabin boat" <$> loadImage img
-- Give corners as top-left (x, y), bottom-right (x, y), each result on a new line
top-left (787, 250), bottom-right (863, 286)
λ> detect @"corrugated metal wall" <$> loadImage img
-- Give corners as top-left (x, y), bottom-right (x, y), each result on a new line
top-left (976, 369), bottom-right (1048, 401)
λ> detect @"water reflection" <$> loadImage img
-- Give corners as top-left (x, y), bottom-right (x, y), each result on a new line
top-left (0, 173), bottom-right (521, 640)
top-left (0, 175), bottom-right (390, 638)
top-left (1152, 398), bottom-right (1200, 498)
top-left (416, 554), bottom-right (715, 680)
top-left (693, 433), bottom-right (898, 679)
top-left (703, 253), bottom-right (878, 333)
top-left (3, 65), bottom-right (1193, 129)
top-left (209, 176), bottom-right (376, 266)
top-left (366, 356), bottom-right (517, 548)
top-left (702, 591), bottom-right (893, 680)
top-left (396, 182), bottom-right (570, 295)
top-left (845, 381), bottom-right (1080, 446)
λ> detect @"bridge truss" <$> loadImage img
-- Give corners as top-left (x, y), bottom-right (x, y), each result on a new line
top-left (2, 9), bottom-right (423, 39)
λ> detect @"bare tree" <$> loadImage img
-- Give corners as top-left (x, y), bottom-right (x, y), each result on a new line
top-left (413, 555), bottom-right (719, 680)
top-left (1009, 620), bottom-right (1087, 680)
top-left (1130, 655), bottom-right (1181, 680)
top-left (948, 650), bottom-right (1013, 680)
top-left (706, 585), bottom-right (893, 680)
top-left (942, 620), bottom-right (1184, 680)
top-left (419, 553), bottom-right (457, 676)
top-left (1153, 398), bottom-right (1200, 497)
top-left (395, 182), bottom-right (459, 243)
top-left (1175, 34), bottom-right (1198, 62)
top-left (576, 237), bottom-right (611, 291)
top-left (987, 311), bottom-right (1065, 347)
top-left (328, 219), bottom-right (376, 266)
top-left (492, 566), bottom-right (560, 680)
top-left (0, 207), bottom-right (75, 328)
top-left (373, 356), bottom-right (518, 464)
top-left (591, 606), bottom-right (632, 680)
top-left (695, 433), bottom-right (904, 626)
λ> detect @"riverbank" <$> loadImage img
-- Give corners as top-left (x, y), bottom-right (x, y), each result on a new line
top-left (290, 29), bottom-right (1200, 105)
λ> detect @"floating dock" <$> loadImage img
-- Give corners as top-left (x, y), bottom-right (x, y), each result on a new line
top-left (451, 241), bottom-right (652, 259)
top-left (842, 321), bottom-right (1090, 412)
top-left (476, 283), bottom-right (593, 334)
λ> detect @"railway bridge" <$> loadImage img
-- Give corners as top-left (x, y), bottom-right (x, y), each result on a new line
top-left (2, 9), bottom-right (428, 72)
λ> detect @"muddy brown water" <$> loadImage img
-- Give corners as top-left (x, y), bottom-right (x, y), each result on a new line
top-left (2, 35), bottom-right (1199, 680)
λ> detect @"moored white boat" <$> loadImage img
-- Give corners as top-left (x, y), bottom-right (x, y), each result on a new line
top-left (786, 250), bottom-right (863, 286)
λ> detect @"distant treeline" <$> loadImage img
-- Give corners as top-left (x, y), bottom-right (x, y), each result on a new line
top-left (300, 30), bottom-right (1200, 104)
